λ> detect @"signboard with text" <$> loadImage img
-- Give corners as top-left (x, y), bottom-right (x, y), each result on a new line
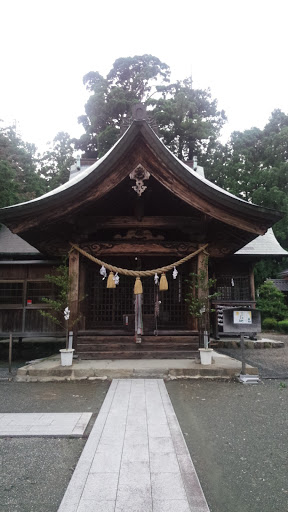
top-left (233, 310), bottom-right (252, 325)
top-left (222, 309), bottom-right (261, 333)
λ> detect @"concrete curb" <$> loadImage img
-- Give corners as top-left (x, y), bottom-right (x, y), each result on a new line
top-left (15, 354), bottom-right (258, 382)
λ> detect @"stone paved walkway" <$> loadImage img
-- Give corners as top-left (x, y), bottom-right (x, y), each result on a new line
top-left (58, 379), bottom-right (210, 512)
top-left (0, 412), bottom-right (92, 436)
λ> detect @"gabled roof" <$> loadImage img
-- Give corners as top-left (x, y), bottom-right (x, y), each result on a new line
top-left (235, 228), bottom-right (288, 256)
top-left (0, 120), bottom-right (282, 236)
top-left (0, 224), bottom-right (40, 255)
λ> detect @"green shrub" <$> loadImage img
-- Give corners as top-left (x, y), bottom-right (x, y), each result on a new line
top-left (262, 317), bottom-right (278, 330)
top-left (257, 281), bottom-right (288, 321)
top-left (277, 320), bottom-right (288, 333)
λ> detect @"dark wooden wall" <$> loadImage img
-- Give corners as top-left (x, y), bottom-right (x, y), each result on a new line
top-left (0, 263), bottom-right (60, 335)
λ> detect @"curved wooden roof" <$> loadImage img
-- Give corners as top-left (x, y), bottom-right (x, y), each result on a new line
top-left (0, 120), bottom-right (283, 248)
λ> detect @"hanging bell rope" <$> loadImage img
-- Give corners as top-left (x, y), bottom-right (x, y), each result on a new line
top-left (70, 243), bottom-right (209, 277)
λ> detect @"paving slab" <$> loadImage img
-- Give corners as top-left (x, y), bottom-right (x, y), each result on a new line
top-left (0, 412), bottom-right (92, 437)
top-left (15, 351), bottom-right (258, 382)
top-left (57, 379), bottom-right (210, 512)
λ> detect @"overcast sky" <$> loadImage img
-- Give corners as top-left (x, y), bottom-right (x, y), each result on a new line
top-left (1, 0), bottom-right (287, 152)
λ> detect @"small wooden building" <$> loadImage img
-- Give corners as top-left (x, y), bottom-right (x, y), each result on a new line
top-left (0, 109), bottom-right (284, 358)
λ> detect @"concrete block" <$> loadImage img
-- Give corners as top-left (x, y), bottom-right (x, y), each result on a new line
top-left (90, 451), bottom-right (121, 474)
top-left (122, 443), bottom-right (149, 462)
top-left (77, 500), bottom-right (115, 512)
top-left (119, 461), bottom-right (150, 486)
top-left (81, 473), bottom-right (118, 501)
top-left (151, 472), bottom-right (187, 501)
top-left (115, 495), bottom-right (152, 512)
top-left (148, 422), bottom-right (171, 438)
top-left (150, 452), bottom-right (180, 473)
top-left (117, 482), bottom-right (151, 501)
top-left (153, 500), bottom-right (191, 512)
top-left (149, 437), bottom-right (174, 454)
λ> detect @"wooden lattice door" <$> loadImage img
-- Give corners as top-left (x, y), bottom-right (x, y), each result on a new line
top-left (85, 259), bottom-right (191, 332)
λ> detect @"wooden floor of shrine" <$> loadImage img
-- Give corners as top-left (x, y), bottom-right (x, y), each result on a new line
top-left (76, 331), bottom-right (199, 359)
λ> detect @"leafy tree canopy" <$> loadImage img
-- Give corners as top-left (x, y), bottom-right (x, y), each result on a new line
top-left (76, 55), bottom-right (170, 158)
top-left (254, 257), bottom-right (288, 289)
top-left (0, 159), bottom-right (19, 208)
top-left (75, 55), bottom-right (225, 161)
top-left (40, 131), bottom-right (75, 190)
top-left (0, 123), bottom-right (47, 205)
top-left (149, 80), bottom-right (226, 160)
top-left (204, 109), bottom-right (288, 248)
top-left (256, 280), bottom-right (288, 321)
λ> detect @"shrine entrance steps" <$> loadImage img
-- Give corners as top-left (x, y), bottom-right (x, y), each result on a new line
top-left (76, 331), bottom-right (199, 359)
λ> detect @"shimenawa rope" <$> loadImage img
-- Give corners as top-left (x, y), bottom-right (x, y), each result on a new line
top-left (70, 243), bottom-right (209, 277)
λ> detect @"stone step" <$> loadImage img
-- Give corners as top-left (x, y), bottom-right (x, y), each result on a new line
top-left (77, 341), bottom-right (198, 354)
top-left (78, 350), bottom-right (199, 360)
top-left (78, 330), bottom-right (198, 336)
top-left (77, 335), bottom-right (199, 344)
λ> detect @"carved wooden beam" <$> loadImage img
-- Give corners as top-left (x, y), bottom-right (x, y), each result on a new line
top-left (78, 216), bottom-right (201, 230)
top-left (80, 241), bottom-right (198, 257)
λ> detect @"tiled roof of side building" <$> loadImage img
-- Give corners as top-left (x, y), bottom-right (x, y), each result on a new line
top-left (268, 279), bottom-right (288, 292)
top-left (235, 228), bottom-right (288, 256)
top-left (0, 225), bottom-right (40, 255)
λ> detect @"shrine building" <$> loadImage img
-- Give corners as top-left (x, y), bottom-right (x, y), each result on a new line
top-left (0, 106), bottom-right (286, 358)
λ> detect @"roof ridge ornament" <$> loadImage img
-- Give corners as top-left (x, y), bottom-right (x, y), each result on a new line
top-left (129, 164), bottom-right (150, 196)
top-left (120, 103), bottom-right (158, 134)
top-left (132, 103), bottom-right (147, 120)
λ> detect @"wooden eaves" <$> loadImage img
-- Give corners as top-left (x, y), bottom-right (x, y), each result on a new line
top-left (0, 120), bottom-right (283, 255)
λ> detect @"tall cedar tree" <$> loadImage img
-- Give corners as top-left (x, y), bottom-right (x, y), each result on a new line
top-left (149, 80), bottom-right (226, 160)
top-left (76, 55), bottom-right (170, 158)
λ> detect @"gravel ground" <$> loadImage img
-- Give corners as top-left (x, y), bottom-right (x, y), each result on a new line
top-left (0, 379), bottom-right (287, 512)
top-left (0, 438), bottom-right (85, 512)
top-left (0, 381), bottom-right (110, 512)
top-left (217, 332), bottom-right (288, 378)
top-left (0, 339), bottom-right (287, 512)
top-left (167, 379), bottom-right (288, 512)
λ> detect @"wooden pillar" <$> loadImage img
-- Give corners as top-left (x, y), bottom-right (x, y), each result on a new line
top-left (187, 259), bottom-right (197, 331)
top-left (69, 249), bottom-right (80, 351)
top-left (197, 245), bottom-right (209, 346)
top-left (79, 258), bottom-right (86, 330)
top-left (249, 263), bottom-right (256, 305)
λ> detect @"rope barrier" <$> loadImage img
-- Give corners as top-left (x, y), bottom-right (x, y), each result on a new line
top-left (70, 243), bottom-right (209, 277)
